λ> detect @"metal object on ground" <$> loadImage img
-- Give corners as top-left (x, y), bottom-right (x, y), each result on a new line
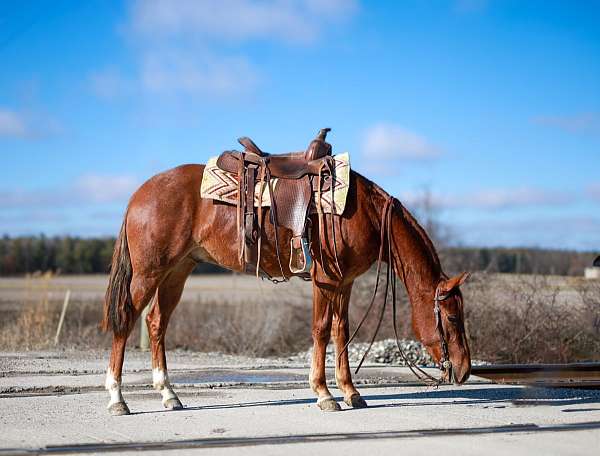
top-left (472, 363), bottom-right (600, 389)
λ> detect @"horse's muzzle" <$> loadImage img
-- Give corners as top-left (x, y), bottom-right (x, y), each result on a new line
top-left (453, 364), bottom-right (471, 385)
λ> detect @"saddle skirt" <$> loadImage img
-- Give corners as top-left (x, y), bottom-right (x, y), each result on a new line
top-left (201, 152), bottom-right (351, 215)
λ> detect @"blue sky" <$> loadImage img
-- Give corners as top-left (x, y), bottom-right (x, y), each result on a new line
top-left (1, 0), bottom-right (599, 249)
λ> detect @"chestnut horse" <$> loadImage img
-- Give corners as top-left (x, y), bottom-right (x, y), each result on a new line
top-left (101, 164), bottom-right (471, 415)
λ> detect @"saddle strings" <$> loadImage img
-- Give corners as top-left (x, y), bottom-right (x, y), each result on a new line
top-left (327, 158), bottom-right (343, 278)
top-left (316, 158), bottom-right (343, 281)
top-left (264, 164), bottom-right (287, 281)
top-left (255, 164), bottom-right (267, 277)
top-left (316, 165), bottom-right (327, 277)
top-left (237, 154), bottom-right (246, 267)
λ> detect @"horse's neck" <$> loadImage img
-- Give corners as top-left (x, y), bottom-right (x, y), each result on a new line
top-left (388, 201), bottom-right (442, 317)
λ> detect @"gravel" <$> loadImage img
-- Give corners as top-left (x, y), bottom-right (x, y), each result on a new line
top-left (288, 339), bottom-right (435, 366)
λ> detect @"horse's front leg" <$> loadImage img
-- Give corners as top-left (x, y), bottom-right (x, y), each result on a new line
top-left (332, 282), bottom-right (368, 408)
top-left (309, 283), bottom-right (340, 411)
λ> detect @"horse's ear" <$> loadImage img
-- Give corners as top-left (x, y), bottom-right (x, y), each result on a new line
top-left (439, 272), bottom-right (470, 295)
top-left (594, 256), bottom-right (600, 267)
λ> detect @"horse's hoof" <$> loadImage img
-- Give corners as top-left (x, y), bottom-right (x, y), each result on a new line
top-left (317, 398), bottom-right (341, 412)
top-left (345, 394), bottom-right (368, 409)
top-left (163, 398), bottom-right (184, 410)
top-left (108, 402), bottom-right (130, 416)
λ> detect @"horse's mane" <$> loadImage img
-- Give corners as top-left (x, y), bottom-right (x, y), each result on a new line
top-left (397, 201), bottom-right (443, 273)
top-left (362, 174), bottom-right (443, 279)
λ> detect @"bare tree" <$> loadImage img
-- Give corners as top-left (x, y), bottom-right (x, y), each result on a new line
top-left (405, 186), bottom-right (456, 249)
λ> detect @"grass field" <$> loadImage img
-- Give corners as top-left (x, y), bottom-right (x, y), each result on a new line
top-left (0, 272), bottom-right (598, 363)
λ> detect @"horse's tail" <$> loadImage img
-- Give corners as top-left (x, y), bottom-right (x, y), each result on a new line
top-left (101, 215), bottom-right (134, 335)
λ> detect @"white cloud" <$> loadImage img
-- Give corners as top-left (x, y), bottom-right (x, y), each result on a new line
top-left (532, 113), bottom-right (600, 135)
top-left (90, 0), bottom-right (357, 98)
top-left (0, 108), bottom-right (29, 138)
top-left (129, 0), bottom-right (358, 43)
top-left (140, 49), bottom-right (258, 95)
top-left (89, 68), bottom-right (132, 99)
top-left (587, 183), bottom-right (600, 203)
top-left (399, 186), bottom-right (574, 211)
top-left (0, 174), bottom-right (140, 209)
top-left (461, 187), bottom-right (574, 210)
top-left (455, 216), bottom-right (600, 250)
top-left (73, 174), bottom-right (140, 203)
top-left (362, 124), bottom-right (440, 161)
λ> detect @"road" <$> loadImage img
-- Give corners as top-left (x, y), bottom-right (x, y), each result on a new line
top-left (1, 350), bottom-right (599, 455)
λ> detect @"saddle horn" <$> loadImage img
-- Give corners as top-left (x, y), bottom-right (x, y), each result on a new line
top-left (317, 128), bottom-right (331, 141)
top-left (305, 128), bottom-right (332, 161)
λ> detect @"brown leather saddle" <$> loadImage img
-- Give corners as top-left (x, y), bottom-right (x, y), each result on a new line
top-left (216, 128), bottom-right (338, 280)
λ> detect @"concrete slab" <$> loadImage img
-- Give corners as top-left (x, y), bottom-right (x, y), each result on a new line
top-left (1, 351), bottom-right (599, 455)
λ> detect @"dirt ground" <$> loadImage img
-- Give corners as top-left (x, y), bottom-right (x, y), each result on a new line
top-left (1, 349), bottom-right (599, 455)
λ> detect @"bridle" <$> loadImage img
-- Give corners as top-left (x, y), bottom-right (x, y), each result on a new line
top-left (434, 287), bottom-right (453, 382)
top-left (340, 194), bottom-right (455, 386)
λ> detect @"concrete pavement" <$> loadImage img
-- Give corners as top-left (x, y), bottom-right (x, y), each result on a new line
top-left (1, 350), bottom-right (599, 455)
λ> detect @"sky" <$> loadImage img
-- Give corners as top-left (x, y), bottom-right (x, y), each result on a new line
top-left (0, 0), bottom-right (599, 250)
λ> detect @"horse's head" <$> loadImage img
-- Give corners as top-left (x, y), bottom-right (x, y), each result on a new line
top-left (423, 272), bottom-right (472, 384)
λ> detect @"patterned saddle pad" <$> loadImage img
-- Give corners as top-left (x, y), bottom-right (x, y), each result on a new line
top-left (200, 152), bottom-right (351, 215)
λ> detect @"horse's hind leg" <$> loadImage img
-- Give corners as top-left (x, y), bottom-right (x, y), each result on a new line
top-left (106, 274), bottom-right (160, 416)
top-left (147, 259), bottom-right (196, 410)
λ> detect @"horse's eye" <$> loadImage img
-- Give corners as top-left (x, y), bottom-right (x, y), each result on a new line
top-left (447, 315), bottom-right (459, 324)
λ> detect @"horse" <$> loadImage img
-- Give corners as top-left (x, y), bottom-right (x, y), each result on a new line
top-left (101, 163), bottom-right (472, 415)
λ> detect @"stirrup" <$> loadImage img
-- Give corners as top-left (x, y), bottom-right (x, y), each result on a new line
top-left (289, 237), bottom-right (312, 274)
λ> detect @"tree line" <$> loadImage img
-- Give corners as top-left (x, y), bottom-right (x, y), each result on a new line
top-left (0, 235), bottom-right (596, 276)
top-left (0, 235), bottom-right (224, 275)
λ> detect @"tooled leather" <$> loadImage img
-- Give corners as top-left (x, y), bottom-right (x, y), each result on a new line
top-left (273, 176), bottom-right (312, 237)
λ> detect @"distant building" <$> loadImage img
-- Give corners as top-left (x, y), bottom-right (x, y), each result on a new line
top-left (585, 267), bottom-right (600, 279)
top-left (585, 256), bottom-right (600, 279)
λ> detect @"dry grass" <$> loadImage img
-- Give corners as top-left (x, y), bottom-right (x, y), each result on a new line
top-left (167, 296), bottom-right (312, 355)
top-left (463, 273), bottom-right (600, 363)
top-left (0, 273), bottom-right (598, 363)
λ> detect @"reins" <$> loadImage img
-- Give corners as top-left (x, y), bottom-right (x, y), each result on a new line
top-left (338, 195), bottom-right (451, 387)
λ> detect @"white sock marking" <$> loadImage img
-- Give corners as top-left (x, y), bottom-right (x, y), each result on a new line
top-left (105, 370), bottom-right (124, 407)
top-left (152, 368), bottom-right (178, 403)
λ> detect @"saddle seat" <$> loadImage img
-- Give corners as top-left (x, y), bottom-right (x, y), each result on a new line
top-left (218, 128), bottom-right (332, 179)
top-left (238, 128), bottom-right (331, 160)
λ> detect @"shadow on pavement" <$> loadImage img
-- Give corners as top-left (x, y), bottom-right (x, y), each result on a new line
top-left (5, 421), bottom-right (600, 455)
top-left (129, 385), bottom-right (600, 415)
top-left (363, 386), bottom-right (600, 409)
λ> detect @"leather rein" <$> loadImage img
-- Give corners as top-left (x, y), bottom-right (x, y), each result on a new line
top-left (340, 195), bottom-right (453, 386)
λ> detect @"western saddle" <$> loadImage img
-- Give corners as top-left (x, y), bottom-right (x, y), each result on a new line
top-left (216, 128), bottom-right (339, 280)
